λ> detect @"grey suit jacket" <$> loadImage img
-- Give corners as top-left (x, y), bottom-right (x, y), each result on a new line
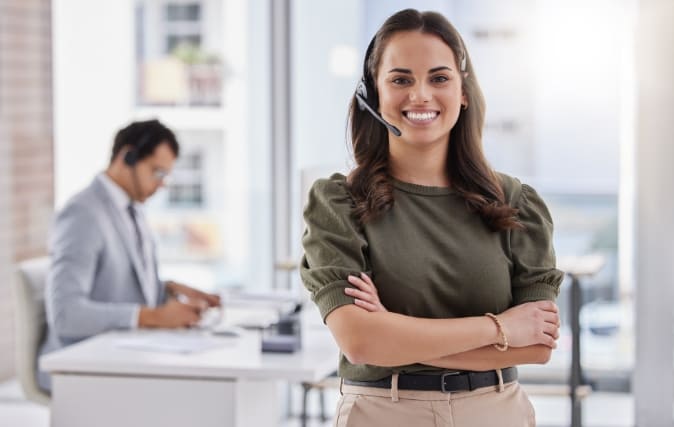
top-left (38, 177), bottom-right (166, 390)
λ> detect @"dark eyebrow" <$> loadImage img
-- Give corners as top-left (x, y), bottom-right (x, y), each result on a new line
top-left (388, 68), bottom-right (412, 74)
top-left (387, 66), bottom-right (453, 74)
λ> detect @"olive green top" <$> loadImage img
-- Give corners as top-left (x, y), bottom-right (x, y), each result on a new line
top-left (300, 172), bottom-right (564, 381)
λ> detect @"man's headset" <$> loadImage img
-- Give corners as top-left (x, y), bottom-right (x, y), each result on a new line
top-left (122, 130), bottom-right (155, 201)
top-left (354, 34), bottom-right (467, 137)
top-left (123, 132), bottom-right (153, 167)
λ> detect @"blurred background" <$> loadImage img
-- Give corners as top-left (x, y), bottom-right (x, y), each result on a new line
top-left (1, 0), bottom-right (673, 426)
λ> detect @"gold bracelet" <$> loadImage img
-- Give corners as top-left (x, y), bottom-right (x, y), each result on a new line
top-left (485, 313), bottom-right (508, 352)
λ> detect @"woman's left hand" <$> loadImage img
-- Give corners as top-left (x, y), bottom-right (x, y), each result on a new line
top-left (345, 273), bottom-right (388, 313)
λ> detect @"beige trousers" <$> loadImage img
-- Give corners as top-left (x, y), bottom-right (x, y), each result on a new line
top-left (334, 374), bottom-right (535, 427)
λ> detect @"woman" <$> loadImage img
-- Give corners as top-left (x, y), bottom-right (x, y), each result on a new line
top-left (301, 9), bottom-right (564, 426)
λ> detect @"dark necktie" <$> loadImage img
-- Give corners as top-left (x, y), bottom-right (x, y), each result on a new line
top-left (127, 204), bottom-right (147, 268)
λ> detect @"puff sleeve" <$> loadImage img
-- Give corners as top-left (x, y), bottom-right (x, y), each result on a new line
top-left (300, 174), bottom-right (370, 321)
top-left (510, 184), bottom-right (565, 304)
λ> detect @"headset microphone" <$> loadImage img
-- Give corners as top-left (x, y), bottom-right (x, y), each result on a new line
top-left (355, 81), bottom-right (402, 137)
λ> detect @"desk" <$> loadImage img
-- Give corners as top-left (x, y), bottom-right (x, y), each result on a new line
top-left (40, 308), bottom-right (339, 427)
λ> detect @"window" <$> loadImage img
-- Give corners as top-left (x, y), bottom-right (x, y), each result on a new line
top-left (136, 0), bottom-right (224, 107)
top-left (167, 152), bottom-right (204, 206)
top-left (166, 3), bottom-right (201, 21)
top-left (54, 0), bottom-right (273, 291)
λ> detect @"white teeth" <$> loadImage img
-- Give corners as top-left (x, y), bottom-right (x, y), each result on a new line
top-left (406, 111), bottom-right (437, 121)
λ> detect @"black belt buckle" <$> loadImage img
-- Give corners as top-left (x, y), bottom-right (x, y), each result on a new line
top-left (440, 371), bottom-right (461, 393)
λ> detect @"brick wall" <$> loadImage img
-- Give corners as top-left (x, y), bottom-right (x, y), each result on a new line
top-left (0, 0), bottom-right (54, 381)
top-left (0, 116), bottom-right (12, 381)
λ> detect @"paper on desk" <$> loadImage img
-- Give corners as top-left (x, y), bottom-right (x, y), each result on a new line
top-left (115, 332), bottom-right (227, 354)
top-left (221, 306), bottom-right (280, 329)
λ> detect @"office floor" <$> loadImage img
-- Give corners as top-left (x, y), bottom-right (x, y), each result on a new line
top-left (0, 378), bottom-right (633, 427)
top-left (0, 380), bottom-right (49, 427)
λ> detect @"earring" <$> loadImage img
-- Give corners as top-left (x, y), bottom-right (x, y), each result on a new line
top-left (461, 103), bottom-right (468, 111)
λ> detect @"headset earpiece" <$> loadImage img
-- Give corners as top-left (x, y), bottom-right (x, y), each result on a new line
top-left (122, 129), bottom-right (155, 168)
top-left (356, 36), bottom-right (379, 110)
top-left (355, 79), bottom-right (372, 111)
top-left (123, 148), bottom-right (138, 167)
top-left (354, 72), bottom-right (401, 136)
top-left (353, 36), bottom-right (401, 137)
top-left (355, 79), bottom-right (367, 100)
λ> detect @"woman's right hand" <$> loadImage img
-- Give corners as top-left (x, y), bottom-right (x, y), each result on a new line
top-left (496, 301), bottom-right (560, 348)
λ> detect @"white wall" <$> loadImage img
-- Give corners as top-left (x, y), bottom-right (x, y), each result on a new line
top-left (53, 0), bottom-right (136, 207)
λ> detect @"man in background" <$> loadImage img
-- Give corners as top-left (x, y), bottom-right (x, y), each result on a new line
top-left (38, 119), bottom-right (220, 391)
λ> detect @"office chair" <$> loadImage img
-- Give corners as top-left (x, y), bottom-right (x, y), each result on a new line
top-left (12, 257), bottom-right (51, 405)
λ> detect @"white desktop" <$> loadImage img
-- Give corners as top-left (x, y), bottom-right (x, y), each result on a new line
top-left (40, 303), bottom-right (338, 427)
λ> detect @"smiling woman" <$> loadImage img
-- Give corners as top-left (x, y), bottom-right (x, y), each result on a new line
top-left (301, 8), bottom-right (564, 427)
top-left (377, 31), bottom-right (465, 154)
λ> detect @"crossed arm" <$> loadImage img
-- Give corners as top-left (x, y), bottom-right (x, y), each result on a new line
top-left (324, 273), bottom-right (560, 370)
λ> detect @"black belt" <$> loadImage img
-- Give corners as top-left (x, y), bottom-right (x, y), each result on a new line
top-left (343, 367), bottom-right (517, 393)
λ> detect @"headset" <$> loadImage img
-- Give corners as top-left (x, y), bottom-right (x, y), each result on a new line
top-left (123, 130), bottom-right (153, 167)
top-left (354, 34), bottom-right (467, 138)
top-left (122, 128), bottom-right (155, 201)
top-left (354, 37), bottom-right (401, 137)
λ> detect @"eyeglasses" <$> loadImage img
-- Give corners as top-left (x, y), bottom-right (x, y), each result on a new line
top-left (152, 168), bottom-right (171, 183)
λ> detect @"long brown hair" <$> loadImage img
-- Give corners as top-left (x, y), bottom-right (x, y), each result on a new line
top-left (347, 9), bottom-right (521, 231)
